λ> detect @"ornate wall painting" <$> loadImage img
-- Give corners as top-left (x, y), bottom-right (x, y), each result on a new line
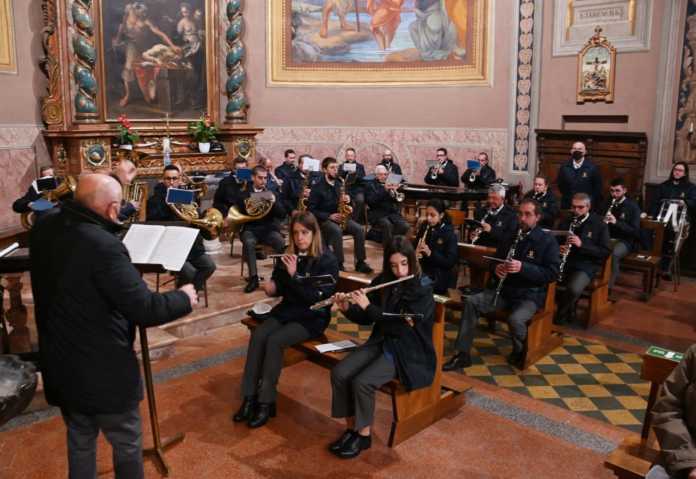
top-left (99, 0), bottom-right (211, 120)
top-left (576, 27), bottom-right (616, 104)
top-left (0, 0), bottom-right (17, 74)
top-left (268, 0), bottom-right (492, 85)
top-left (674, 0), bottom-right (696, 165)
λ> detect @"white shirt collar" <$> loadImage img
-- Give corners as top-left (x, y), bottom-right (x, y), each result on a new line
top-left (573, 159), bottom-right (585, 169)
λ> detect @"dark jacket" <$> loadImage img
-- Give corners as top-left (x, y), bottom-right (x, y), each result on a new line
top-left (416, 221), bottom-right (458, 295)
top-left (649, 179), bottom-right (696, 217)
top-left (275, 162), bottom-right (296, 186)
top-left (29, 200), bottom-right (192, 414)
top-left (308, 175), bottom-right (343, 223)
top-left (558, 212), bottom-right (611, 278)
top-left (602, 197), bottom-right (641, 250)
top-left (556, 157), bottom-right (603, 209)
top-left (493, 226), bottom-right (560, 308)
top-left (235, 187), bottom-right (285, 236)
top-left (344, 274), bottom-right (436, 391)
top-left (269, 251), bottom-right (339, 337)
top-left (365, 180), bottom-right (401, 224)
top-left (213, 174), bottom-right (245, 217)
top-left (379, 160), bottom-right (402, 176)
top-left (424, 160), bottom-right (459, 187)
top-left (461, 164), bottom-right (497, 189)
top-left (652, 344), bottom-right (696, 477)
top-left (474, 204), bottom-right (519, 247)
top-left (524, 190), bottom-right (559, 229)
top-left (12, 184), bottom-right (41, 213)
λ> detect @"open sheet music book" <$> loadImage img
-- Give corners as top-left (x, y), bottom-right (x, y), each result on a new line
top-left (123, 224), bottom-right (199, 272)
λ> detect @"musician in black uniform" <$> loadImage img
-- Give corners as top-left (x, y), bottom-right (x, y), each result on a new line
top-left (329, 236), bottom-right (436, 459)
top-left (443, 199), bottom-right (560, 370)
top-left (274, 149), bottom-right (297, 186)
top-left (259, 157), bottom-right (282, 194)
top-left (379, 148), bottom-right (403, 176)
top-left (470, 184), bottom-right (519, 248)
top-left (365, 165), bottom-right (409, 246)
top-left (602, 178), bottom-right (641, 290)
top-left (556, 141), bottom-right (603, 209)
top-left (555, 193), bottom-right (611, 324)
top-left (12, 166), bottom-right (61, 222)
top-left (339, 148), bottom-right (367, 223)
top-left (414, 199), bottom-right (458, 295)
top-left (523, 176), bottom-right (559, 228)
top-left (147, 165), bottom-right (217, 293)
top-left (308, 157), bottom-right (373, 274)
top-left (237, 166), bottom-right (287, 293)
top-left (424, 147), bottom-right (459, 187)
top-left (461, 152), bottom-right (496, 189)
top-left (234, 211), bottom-right (339, 428)
top-left (213, 156), bottom-right (249, 217)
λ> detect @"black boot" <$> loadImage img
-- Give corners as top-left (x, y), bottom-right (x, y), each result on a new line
top-left (336, 433), bottom-right (371, 459)
top-left (328, 429), bottom-right (355, 453)
top-left (247, 402), bottom-right (276, 428)
top-left (355, 261), bottom-right (373, 274)
top-left (232, 396), bottom-right (257, 423)
top-left (442, 352), bottom-right (472, 371)
top-left (244, 275), bottom-right (259, 293)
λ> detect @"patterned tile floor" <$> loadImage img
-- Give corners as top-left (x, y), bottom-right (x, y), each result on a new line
top-left (329, 313), bottom-right (649, 433)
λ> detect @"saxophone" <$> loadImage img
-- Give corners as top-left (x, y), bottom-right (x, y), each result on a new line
top-left (558, 216), bottom-right (581, 283)
top-left (297, 170), bottom-right (310, 213)
top-left (337, 177), bottom-right (353, 230)
top-left (469, 210), bottom-right (491, 244)
top-left (492, 228), bottom-right (526, 306)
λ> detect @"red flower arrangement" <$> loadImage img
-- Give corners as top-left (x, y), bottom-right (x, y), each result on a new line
top-left (116, 114), bottom-right (140, 145)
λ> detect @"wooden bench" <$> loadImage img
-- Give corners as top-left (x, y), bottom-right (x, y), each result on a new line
top-left (457, 243), bottom-right (496, 289)
top-left (604, 351), bottom-right (680, 479)
top-left (240, 273), bottom-right (467, 447)
top-left (621, 220), bottom-right (665, 301)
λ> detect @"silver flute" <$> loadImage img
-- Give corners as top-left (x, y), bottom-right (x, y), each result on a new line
top-left (558, 216), bottom-right (581, 282)
top-left (492, 228), bottom-right (525, 306)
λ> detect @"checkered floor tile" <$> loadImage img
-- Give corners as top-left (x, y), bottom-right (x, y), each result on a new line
top-left (329, 312), bottom-right (648, 433)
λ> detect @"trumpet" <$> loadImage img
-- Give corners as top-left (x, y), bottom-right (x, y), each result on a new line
top-left (387, 183), bottom-right (404, 202)
top-left (469, 210), bottom-right (491, 244)
top-left (416, 224), bottom-right (431, 260)
top-left (309, 274), bottom-right (415, 311)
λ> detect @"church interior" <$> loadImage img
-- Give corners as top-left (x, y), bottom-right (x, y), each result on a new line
top-left (1, 1), bottom-right (696, 478)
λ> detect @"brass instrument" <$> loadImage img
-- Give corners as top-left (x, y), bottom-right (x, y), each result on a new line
top-left (122, 181), bottom-right (148, 223)
top-left (416, 224), bottom-right (431, 260)
top-left (168, 200), bottom-right (224, 240)
top-left (310, 274), bottom-right (415, 311)
top-left (225, 190), bottom-right (276, 235)
top-left (297, 170), bottom-right (310, 213)
top-left (338, 177), bottom-right (353, 230)
top-left (492, 228), bottom-right (526, 306)
top-left (558, 216), bottom-right (581, 283)
top-left (387, 183), bottom-right (405, 202)
top-left (469, 210), bottom-right (491, 245)
top-left (20, 176), bottom-right (77, 230)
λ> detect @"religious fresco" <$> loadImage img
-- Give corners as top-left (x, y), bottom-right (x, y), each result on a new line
top-left (674, 1), bottom-right (696, 165)
top-left (268, 0), bottom-right (491, 85)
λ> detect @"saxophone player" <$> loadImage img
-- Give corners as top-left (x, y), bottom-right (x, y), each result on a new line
top-left (602, 178), bottom-right (641, 290)
top-left (364, 165), bottom-right (409, 246)
top-left (523, 176), bottom-right (559, 228)
top-left (238, 166), bottom-right (287, 293)
top-left (469, 184), bottom-right (518, 248)
top-left (308, 157), bottom-right (373, 274)
top-left (443, 199), bottom-right (559, 370)
top-left (554, 193), bottom-right (611, 325)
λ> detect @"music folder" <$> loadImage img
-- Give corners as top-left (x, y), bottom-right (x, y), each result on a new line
top-left (342, 162), bottom-right (357, 173)
top-left (467, 159), bottom-right (481, 170)
top-left (302, 157), bottom-right (321, 172)
top-left (236, 168), bottom-right (252, 181)
top-left (123, 224), bottom-right (199, 272)
top-left (165, 188), bottom-right (196, 205)
top-left (30, 198), bottom-right (56, 211)
top-left (386, 173), bottom-right (402, 185)
top-left (36, 177), bottom-right (58, 192)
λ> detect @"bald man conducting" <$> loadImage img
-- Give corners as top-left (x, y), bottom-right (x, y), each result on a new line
top-left (30, 174), bottom-right (197, 479)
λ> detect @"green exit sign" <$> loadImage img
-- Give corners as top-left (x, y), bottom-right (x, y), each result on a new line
top-left (646, 346), bottom-right (684, 362)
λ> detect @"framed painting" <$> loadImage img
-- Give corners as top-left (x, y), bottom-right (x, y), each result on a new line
top-left (0, 0), bottom-right (16, 74)
top-left (576, 26), bottom-right (616, 104)
top-left (267, 0), bottom-right (492, 86)
top-left (98, 0), bottom-right (214, 120)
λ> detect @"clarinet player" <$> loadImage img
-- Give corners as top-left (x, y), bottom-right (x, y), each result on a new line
top-left (602, 178), bottom-right (641, 291)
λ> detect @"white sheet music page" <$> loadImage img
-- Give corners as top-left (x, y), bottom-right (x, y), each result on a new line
top-left (122, 224), bottom-right (166, 265)
top-left (150, 226), bottom-right (199, 272)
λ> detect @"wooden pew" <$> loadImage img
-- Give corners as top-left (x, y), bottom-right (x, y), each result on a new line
top-left (621, 220), bottom-right (665, 301)
top-left (580, 254), bottom-right (613, 328)
top-left (604, 350), bottom-right (681, 479)
top-left (457, 243), bottom-right (496, 289)
top-left (240, 273), bottom-right (468, 447)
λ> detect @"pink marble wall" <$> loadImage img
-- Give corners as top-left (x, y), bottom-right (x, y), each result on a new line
top-left (255, 127), bottom-right (508, 183)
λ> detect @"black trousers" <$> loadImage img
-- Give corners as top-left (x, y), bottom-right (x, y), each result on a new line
top-left (330, 342), bottom-right (396, 430)
top-left (177, 253), bottom-right (216, 291)
top-left (241, 317), bottom-right (311, 403)
top-left (240, 229), bottom-right (285, 278)
top-left (374, 215), bottom-right (409, 246)
top-left (61, 406), bottom-right (143, 479)
top-left (557, 270), bottom-right (592, 320)
top-left (321, 219), bottom-right (366, 265)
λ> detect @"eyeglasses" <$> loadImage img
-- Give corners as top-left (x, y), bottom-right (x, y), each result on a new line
top-left (436, 153), bottom-right (446, 157)
top-left (164, 176), bottom-right (180, 182)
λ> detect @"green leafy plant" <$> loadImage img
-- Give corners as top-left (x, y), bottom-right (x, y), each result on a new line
top-left (116, 114), bottom-right (140, 145)
top-left (188, 114), bottom-right (218, 143)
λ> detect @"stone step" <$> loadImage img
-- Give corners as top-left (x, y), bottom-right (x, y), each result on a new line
top-left (134, 326), bottom-right (180, 362)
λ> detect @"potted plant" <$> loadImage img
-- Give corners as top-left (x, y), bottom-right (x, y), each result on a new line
top-left (188, 114), bottom-right (218, 153)
top-left (116, 114), bottom-right (139, 150)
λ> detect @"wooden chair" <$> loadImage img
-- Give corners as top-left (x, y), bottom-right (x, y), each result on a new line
top-left (457, 243), bottom-right (496, 289)
top-left (604, 352), bottom-right (680, 479)
top-left (446, 209), bottom-right (468, 241)
top-left (583, 254), bottom-right (613, 328)
top-left (621, 220), bottom-right (665, 301)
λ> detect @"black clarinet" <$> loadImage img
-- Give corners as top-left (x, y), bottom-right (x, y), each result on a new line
top-left (558, 216), bottom-right (581, 282)
top-left (492, 228), bottom-right (526, 306)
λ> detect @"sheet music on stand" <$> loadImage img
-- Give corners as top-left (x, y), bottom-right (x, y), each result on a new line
top-left (123, 224), bottom-right (198, 271)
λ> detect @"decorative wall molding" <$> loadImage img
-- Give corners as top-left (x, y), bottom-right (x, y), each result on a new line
top-left (40, 0), bottom-right (64, 126)
top-left (69, 0), bottom-right (98, 120)
top-left (224, 0), bottom-right (248, 123)
top-left (552, 0), bottom-right (653, 57)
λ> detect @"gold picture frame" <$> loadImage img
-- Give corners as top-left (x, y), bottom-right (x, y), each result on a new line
top-left (0, 0), bottom-right (17, 74)
top-left (267, 0), bottom-right (492, 86)
top-left (576, 26), bottom-right (616, 104)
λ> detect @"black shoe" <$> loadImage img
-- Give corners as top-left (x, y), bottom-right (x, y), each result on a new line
top-left (328, 429), bottom-right (355, 453)
top-left (338, 263), bottom-right (346, 272)
top-left (244, 275), bottom-right (259, 293)
top-left (335, 433), bottom-right (371, 459)
top-left (507, 351), bottom-right (525, 369)
top-left (256, 251), bottom-right (267, 260)
top-left (442, 352), bottom-right (472, 371)
top-left (232, 396), bottom-right (257, 423)
top-left (247, 402), bottom-right (276, 428)
top-left (355, 262), bottom-right (373, 274)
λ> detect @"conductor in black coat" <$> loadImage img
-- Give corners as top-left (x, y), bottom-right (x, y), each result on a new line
top-left (414, 199), bottom-right (458, 295)
top-left (471, 184), bottom-right (519, 248)
top-left (365, 165), bottom-right (409, 245)
top-left (523, 176), bottom-right (559, 229)
top-left (555, 193), bottom-right (611, 324)
top-left (330, 236), bottom-right (436, 459)
top-left (461, 152), bottom-right (496, 190)
top-left (602, 178), bottom-right (642, 289)
top-left (424, 147), bottom-right (459, 187)
top-left (234, 212), bottom-right (339, 428)
top-left (556, 141), bottom-right (603, 210)
top-left (30, 174), bottom-right (196, 479)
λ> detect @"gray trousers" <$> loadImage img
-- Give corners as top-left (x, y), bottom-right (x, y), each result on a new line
top-left (454, 289), bottom-right (538, 354)
top-left (240, 229), bottom-right (285, 278)
top-left (321, 218), bottom-right (366, 265)
top-left (330, 342), bottom-right (396, 430)
top-left (61, 406), bottom-right (143, 479)
top-left (375, 216), bottom-right (409, 246)
top-left (241, 317), bottom-right (311, 403)
top-left (351, 192), bottom-right (366, 223)
top-left (178, 254), bottom-right (216, 291)
top-left (557, 270), bottom-right (592, 320)
top-left (610, 240), bottom-right (630, 289)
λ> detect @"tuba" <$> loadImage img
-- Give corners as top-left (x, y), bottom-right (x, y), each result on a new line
top-left (122, 181), bottom-right (148, 223)
top-left (20, 176), bottom-right (78, 230)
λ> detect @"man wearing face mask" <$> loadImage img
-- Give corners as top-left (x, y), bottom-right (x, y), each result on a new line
top-left (556, 142), bottom-right (603, 210)
top-left (29, 174), bottom-right (197, 479)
